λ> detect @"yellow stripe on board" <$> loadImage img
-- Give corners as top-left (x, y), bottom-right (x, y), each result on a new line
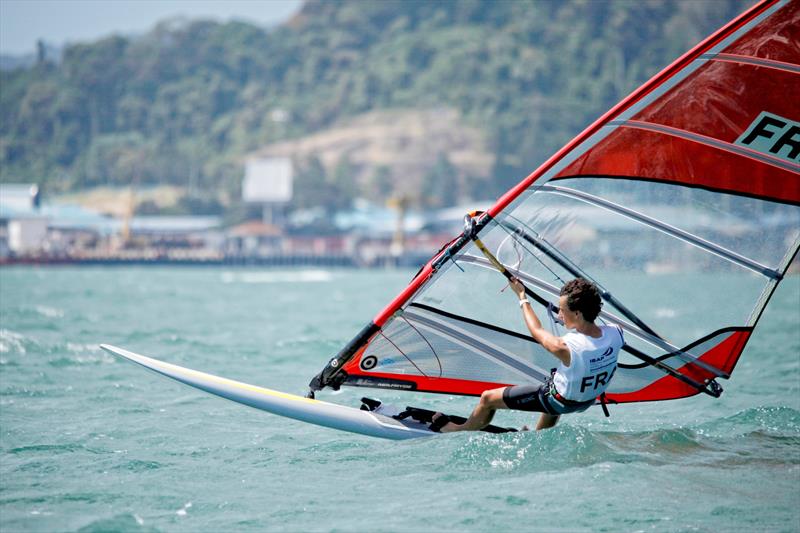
top-left (135, 353), bottom-right (319, 405)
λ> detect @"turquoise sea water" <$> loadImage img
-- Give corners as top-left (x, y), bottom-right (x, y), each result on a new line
top-left (1, 267), bottom-right (798, 532)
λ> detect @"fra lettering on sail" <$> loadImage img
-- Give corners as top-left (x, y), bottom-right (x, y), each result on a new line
top-left (736, 112), bottom-right (800, 163)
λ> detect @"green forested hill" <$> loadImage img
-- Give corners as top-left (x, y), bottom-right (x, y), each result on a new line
top-left (0, 0), bottom-right (751, 208)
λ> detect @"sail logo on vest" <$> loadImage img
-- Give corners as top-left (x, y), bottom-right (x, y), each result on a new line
top-left (735, 111), bottom-right (800, 164)
top-left (590, 346), bottom-right (613, 364)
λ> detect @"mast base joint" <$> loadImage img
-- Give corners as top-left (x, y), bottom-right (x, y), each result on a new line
top-left (707, 379), bottom-right (723, 398)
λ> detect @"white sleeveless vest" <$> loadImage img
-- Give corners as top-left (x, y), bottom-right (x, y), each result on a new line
top-left (552, 325), bottom-right (623, 402)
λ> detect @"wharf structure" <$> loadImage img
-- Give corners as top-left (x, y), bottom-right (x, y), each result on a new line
top-left (2, 183), bottom-right (793, 272)
top-left (0, 184), bottom-right (449, 267)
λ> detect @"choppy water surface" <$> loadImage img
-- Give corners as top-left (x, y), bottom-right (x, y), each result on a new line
top-left (1, 267), bottom-right (798, 532)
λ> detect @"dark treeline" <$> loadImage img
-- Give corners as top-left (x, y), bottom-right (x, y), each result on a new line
top-left (0, 0), bottom-right (750, 209)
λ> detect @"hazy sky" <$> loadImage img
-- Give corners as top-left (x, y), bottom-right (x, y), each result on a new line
top-left (0, 0), bottom-right (302, 55)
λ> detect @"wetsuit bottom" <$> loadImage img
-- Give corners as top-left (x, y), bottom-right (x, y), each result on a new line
top-left (502, 383), bottom-right (594, 415)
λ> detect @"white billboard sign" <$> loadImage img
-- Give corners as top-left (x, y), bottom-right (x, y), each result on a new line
top-left (243, 158), bottom-right (293, 203)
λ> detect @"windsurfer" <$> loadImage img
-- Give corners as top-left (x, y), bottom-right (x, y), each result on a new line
top-left (432, 277), bottom-right (623, 432)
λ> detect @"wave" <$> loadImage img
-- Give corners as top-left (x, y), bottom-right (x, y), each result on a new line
top-left (9, 443), bottom-right (90, 455)
top-left (436, 406), bottom-right (800, 473)
top-left (0, 333), bottom-right (118, 367)
top-left (33, 305), bottom-right (65, 319)
top-left (692, 405), bottom-right (800, 438)
top-left (75, 513), bottom-right (161, 533)
top-left (47, 343), bottom-right (115, 367)
top-left (110, 459), bottom-right (165, 472)
top-left (0, 329), bottom-right (37, 355)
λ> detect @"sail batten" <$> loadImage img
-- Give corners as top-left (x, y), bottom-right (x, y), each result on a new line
top-left (701, 53), bottom-right (800, 73)
top-left (540, 185), bottom-right (782, 278)
top-left (608, 120), bottom-right (800, 174)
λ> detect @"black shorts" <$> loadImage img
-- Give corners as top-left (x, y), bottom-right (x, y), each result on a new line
top-left (502, 384), bottom-right (594, 415)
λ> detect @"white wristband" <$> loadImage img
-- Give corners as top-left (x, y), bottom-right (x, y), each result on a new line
top-left (519, 299), bottom-right (530, 308)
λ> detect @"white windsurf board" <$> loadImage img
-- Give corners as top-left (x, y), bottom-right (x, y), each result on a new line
top-left (100, 344), bottom-right (435, 440)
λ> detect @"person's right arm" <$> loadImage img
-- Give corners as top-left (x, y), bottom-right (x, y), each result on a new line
top-left (509, 278), bottom-right (570, 366)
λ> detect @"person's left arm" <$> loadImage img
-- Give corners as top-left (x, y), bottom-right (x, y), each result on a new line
top-left (509, 278), bottom-right (571, 366)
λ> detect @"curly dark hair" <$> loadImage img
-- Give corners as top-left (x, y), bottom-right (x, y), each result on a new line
top-left (560, 278), bottom-right (602, 322)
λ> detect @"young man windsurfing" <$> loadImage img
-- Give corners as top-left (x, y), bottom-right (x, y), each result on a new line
top-left (432, 277), bottom-right (623, 432)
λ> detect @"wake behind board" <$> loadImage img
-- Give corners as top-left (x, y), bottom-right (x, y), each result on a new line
top-left (100, 344), bottom-right (516, 440)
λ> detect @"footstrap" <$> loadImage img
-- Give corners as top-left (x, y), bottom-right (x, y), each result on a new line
top-left (360, 397), bottom-right (382, 412)
top-left (427, 414), bottom-right (452, 433)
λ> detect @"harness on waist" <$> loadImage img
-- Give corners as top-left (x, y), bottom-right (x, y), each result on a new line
top-left (548, 381), bottom-right (593, 406)
top-left (547, 368), bottom-right (611, 416)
